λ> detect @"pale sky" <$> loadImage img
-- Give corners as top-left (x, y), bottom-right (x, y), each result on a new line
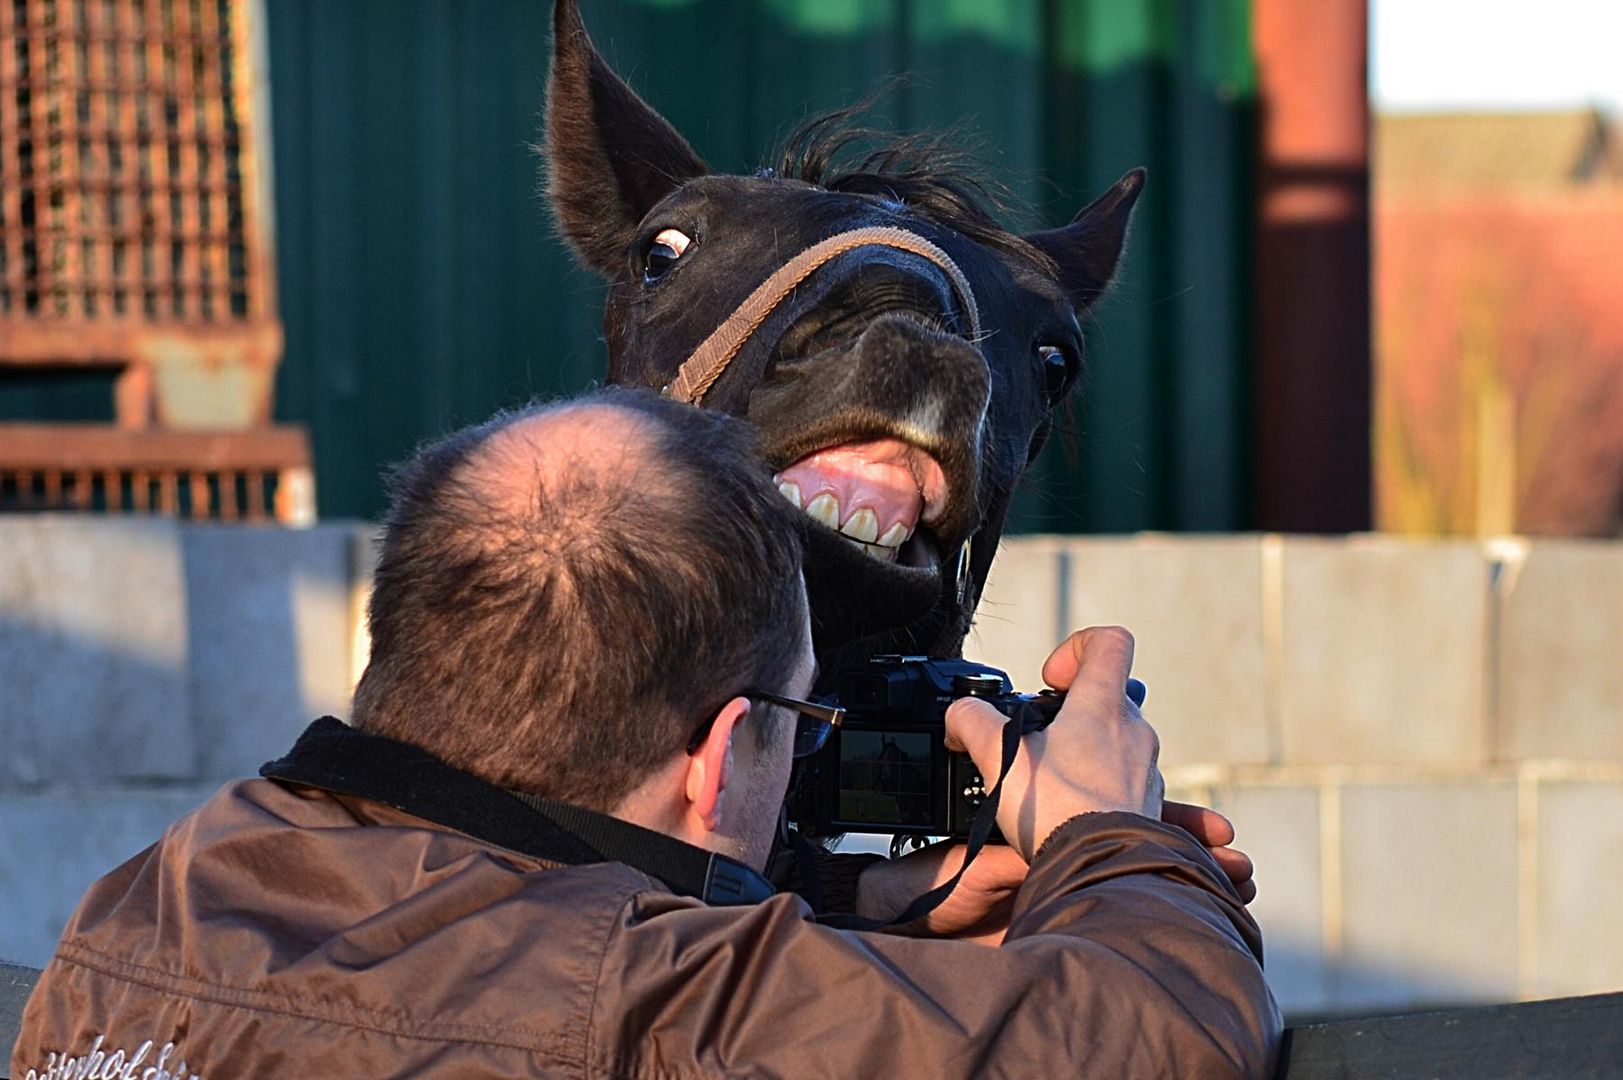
top-left (1372, 0), bottom-right (1623, 113)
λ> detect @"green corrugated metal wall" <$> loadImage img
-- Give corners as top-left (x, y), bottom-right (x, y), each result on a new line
top-left (218, 1), bottom-right (1258, 526)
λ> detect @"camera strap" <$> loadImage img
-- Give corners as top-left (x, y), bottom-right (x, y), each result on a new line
top-left (816, 705), bottom-right (1031, 931)
top-left (261, 718), bottom-right (775, 909)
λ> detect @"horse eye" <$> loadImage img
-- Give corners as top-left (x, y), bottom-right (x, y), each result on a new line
top-left (1038, 344), bottom-right (1075, 403)
top-left (644, 227), bottom-right (693, 282)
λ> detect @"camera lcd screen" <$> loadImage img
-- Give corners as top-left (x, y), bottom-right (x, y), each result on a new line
top-left (836, 731), bottom-right (933, 826)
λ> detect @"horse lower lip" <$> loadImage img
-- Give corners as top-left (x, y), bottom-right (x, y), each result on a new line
top-left (899, 531), bottom-right (932, 569)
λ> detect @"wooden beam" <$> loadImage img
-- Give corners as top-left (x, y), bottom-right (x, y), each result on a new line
top-left (0, 424), bottom-right (310, 472)
top-left (1278, 992), bottom-right (1623, 1078)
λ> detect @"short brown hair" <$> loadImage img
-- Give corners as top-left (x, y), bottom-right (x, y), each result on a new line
top-left (351, 387), bottom-right (807, 810)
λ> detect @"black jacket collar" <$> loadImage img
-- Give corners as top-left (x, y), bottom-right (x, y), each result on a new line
top-left (261, 717), bottom-right (774, 906)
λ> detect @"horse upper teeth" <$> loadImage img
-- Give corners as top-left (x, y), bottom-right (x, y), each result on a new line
top-left (777, 480), bottom-right (803, 510)
top-left (878, 522), bottom-right (910, 548)
top-left (840, 508), bottom-right (879, 543)
top-left (805, 493), bottom-right (841, 529)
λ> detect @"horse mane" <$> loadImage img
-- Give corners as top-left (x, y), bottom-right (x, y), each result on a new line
top-left (769, 103), bottom-right (1058, 278)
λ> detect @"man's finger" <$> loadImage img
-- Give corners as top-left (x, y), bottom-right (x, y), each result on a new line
top-left (945, 696), bottom-right (1013, 777)
top-left (1162, 801), bottom-right (1236, 847)
top-left (1041, 626), bottom-right (1135, 701)
top-left (1208, 845), bottom-right (1254, 885)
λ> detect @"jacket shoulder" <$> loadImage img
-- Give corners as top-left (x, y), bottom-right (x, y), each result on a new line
top-left (15, 781), bottom-right (658, 1077)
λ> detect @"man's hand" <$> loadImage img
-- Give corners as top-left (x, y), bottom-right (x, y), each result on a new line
top-left (855, 841), bottom-right (1029, 945)
top-left (945, 627), bottom-right (1163, 861)
top-left (1162, 801), bottom-right (1257, 903)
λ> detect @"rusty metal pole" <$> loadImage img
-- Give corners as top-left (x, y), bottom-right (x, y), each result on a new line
top-left (1252, 0), bottom-right (1372, 532)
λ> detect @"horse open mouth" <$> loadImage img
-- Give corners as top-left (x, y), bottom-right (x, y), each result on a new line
top-left (773, 438), bottom-right (949, 571)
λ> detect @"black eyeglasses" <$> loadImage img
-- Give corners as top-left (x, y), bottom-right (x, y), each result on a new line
top-left (685, 689), bottom-right (845, 758)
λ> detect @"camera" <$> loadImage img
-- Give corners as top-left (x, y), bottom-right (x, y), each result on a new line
top-left (787, 655), bottom-right (1063, 839)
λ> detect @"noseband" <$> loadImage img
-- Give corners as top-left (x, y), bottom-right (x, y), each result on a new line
top-left (663, 226), bottom-right (982, 404)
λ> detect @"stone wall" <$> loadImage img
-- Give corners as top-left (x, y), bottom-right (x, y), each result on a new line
top-left (0, 517), bottom-right (372, 971)
top-left (970, 534), bottom-right (1623, 1016)
top-left (1, 519), bottom-right (1619, 1019)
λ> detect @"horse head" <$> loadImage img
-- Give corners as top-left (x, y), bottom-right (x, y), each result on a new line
top-left (544, 0), bottom-right (1142, 675)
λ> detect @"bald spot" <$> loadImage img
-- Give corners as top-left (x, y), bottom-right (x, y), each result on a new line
top-left (456, 402), bottom-right (673, 560)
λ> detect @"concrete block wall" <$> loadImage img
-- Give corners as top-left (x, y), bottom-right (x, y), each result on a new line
top-left (971, 534), bottom-right (1622, 771)
top-left (973, 533), bottom-right (1623, 1016)
top-left (3, 520), bottom-right (1621, 1020)
top-left (0, 517), bottom-right (374, 969)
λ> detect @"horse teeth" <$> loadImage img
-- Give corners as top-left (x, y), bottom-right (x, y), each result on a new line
top-left (840, 508), bottom-right (880, 543)
top-left (861, 542), bottom-right (896, 563)
top-left (777, 480), bottom-right (803, 510)
top-left (805, 493), bottom-right (841, 529)
top-left (877, 522), bottom-right (911, 548)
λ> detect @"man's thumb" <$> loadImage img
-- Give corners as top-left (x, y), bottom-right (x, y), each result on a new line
top-left (945, 697), bottom-right (1009, 778)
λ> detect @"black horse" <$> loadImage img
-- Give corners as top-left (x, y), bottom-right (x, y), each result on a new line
top-left (545, 0), bottom-right (1142, 675)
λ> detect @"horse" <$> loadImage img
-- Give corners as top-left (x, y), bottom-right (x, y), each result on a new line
top-left (544, 0), bottom-right (1143, 678)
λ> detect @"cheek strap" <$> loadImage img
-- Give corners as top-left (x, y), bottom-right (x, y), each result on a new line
top-left (664, 225), bottom-right (983, 405)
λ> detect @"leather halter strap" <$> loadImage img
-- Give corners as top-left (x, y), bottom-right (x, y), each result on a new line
top-left (664, 225), bottom-right (982, 404)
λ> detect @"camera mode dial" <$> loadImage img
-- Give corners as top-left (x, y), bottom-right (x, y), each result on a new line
top-left (952, 673), bottom-right (1006, 699)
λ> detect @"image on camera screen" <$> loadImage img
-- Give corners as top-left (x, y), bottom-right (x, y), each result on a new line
top-left (836, 731), bottom-right (933, 826)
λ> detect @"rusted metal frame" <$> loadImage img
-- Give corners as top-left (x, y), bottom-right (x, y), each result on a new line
top-left (172, 0), bottom-right (202, 319)
top-left (0, 317), bottom-right (280, 362)
top-left (218, 471), bottom-right (238, 521)
top-left (109, 0), bottom-right (142, 320)
top-left (0, 0), bottom-right (24, 316)
top-left (55, 0), bottom-right (89, 320)
top-left (3, 74), bottom-right (226, 94)
top-left (19, 1), bottom-right (51, 315)
top-left (0, 220), bottom-right (233, 238)
top-left (0, 423), bottom-right (314, 522)
top-left (0, 423), bottom-right (312, 470)
top-left (141, 0), bottom-right (169, 318)
top-left (197, 0), bottom-right (228, 319)
top-left (32, 0), bottom-right (68, 316)
top-left (0, 170), bottom-right (231, 190)
top-left (231, 0), bottom-right (269, 322)
top-left (0, 0), bottom-right (295, 521)
top-left (187, 470), bottom-right (209, 518)
top-left (82, 0), bottom-right (114, 321)
top-left (158, 469), bottom-right (178, 512)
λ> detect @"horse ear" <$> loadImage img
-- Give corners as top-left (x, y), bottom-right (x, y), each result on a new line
top-left (1023, 168), bottom-right (1146, 313)
top-left (546, 0), bottom-right (709, 276)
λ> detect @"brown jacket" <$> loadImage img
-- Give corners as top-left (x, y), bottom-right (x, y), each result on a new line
top-left (14, 722), bottom-right (1280, 1079)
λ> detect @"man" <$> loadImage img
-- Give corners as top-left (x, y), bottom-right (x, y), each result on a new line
top-left (13, 389), bottom-right (1279, 1078)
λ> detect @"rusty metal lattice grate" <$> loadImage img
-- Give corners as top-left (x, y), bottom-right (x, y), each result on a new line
top-left (0, 0), bottom-right (309, 522)
top-left (0, 422), bottom-right (312, 520)
top-left (0, 0), bottom-right (271, 333)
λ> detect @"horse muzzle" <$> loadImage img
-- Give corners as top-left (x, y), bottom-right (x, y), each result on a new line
top-left (747, 312), bottom-right (989, 583)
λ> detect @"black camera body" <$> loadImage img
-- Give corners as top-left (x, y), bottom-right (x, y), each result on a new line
top-left (787, 655), bottom-right (1062, 839)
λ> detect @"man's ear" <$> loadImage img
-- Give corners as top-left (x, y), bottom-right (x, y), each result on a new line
top-left (545, 0), bottom-right (709, 277)
top-left (685, 698), bottom-right (750, 832)
top-left (1022, 168), bottom-right (1146, 314)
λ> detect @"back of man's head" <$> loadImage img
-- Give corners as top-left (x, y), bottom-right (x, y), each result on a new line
top-left (351, 388), bottom-right (807, 810)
